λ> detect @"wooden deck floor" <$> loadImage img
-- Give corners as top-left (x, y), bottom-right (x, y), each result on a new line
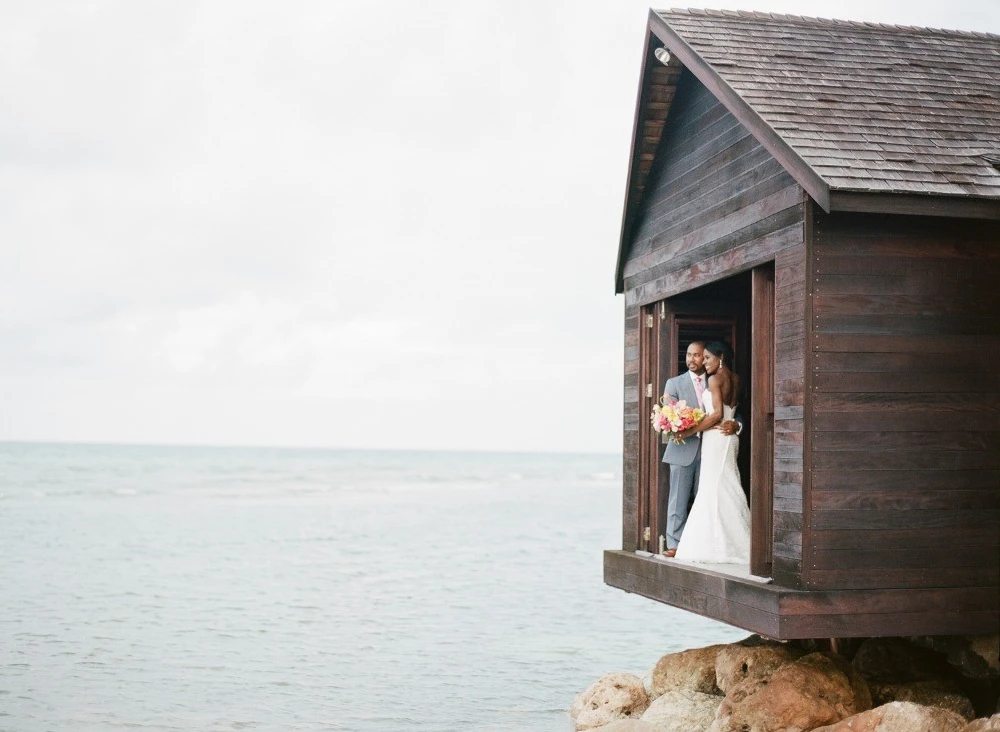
top-left (605, 550), bottom-right (1000, 639)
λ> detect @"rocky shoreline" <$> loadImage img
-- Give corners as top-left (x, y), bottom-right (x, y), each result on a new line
top-left (570, 634), bottom-right (1000, 731)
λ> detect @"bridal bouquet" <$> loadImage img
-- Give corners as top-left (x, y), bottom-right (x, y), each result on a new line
top-left (651, 397), bottom-right (705, 444)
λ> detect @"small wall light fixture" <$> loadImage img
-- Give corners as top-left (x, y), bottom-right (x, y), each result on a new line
top-left (654, 47), bottom-right (671, 65)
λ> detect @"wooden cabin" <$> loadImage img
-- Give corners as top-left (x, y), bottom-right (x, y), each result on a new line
top-left (605, 9), bottom-right (1000, 639)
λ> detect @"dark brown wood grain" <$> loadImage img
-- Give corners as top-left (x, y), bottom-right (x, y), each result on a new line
top-left (772, 556), bottom-right (803, 587)
top-left (811, 544), bottom-right (998, 570)
top-left (813, 488), bottom-right (1000, 511)
top-left (811, 468), bottom-right (999, 493)
top-left (807, 210), bottom-right (1000, 585)
top-left (779, 585), bottom-right (1000, 616)
top-left (631, 161), bottom-right (793, 269)
top-left (812, 372), bottom-right (985, 393)
top-left (811, 508), bottom-right (999, 531)
top-left (814, 313), bottom-right (1000, 336)
top-left (637, 141), bottom-right (780, 239)
top-left (811, 449), bottom-right (1000, 471)
top-left (814, 430), bottom-right (999, 452)
top-left (812, 351), bottom-right (994, 374)
top-left (627, 223), bottom-right (803, 307)
top-left (750, 265), bottom-right (776, 576)
top-left (812, 332), bottom-right (1000, 355)
top-left (813, 391), bottom-right (998, 414)
top-left (828, 191), bottom-right (1000, 220)
top-left (636, 304), bottom-right (655, 552)
top-left (779, 610), bottom-right (1000, 637)
top-left (812, 526), bottom-right (999, 551)
top-left (807, 568), bottom-right (999, 590)
top-left (628, 190), bottom-right (802, 289)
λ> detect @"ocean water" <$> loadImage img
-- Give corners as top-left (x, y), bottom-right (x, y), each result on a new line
top-left (0, 442), bottom-right (747, 731)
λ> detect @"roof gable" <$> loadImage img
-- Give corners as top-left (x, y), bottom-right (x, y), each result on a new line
top-left (616, 9), bottom-right (1000, 291)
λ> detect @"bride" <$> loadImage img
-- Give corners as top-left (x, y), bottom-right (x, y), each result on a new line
top-left (673, 341), bottom-right (751, 564)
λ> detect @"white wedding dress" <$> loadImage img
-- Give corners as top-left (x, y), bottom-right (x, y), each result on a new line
top-left (674, 391), bottom-right (751, 564)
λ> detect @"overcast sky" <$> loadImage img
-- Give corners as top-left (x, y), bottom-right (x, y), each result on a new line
top-left (2, 0), bottom-right (998, 453)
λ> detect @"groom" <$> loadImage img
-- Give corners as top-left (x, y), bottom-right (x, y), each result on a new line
top-left (661, 341), bottom-right (739, 557)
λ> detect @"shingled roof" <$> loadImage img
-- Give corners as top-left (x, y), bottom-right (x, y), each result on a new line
top-left (622, 8), bottom-right (1000, 232)
top-left (654, 9), bottom-right (1000, 201)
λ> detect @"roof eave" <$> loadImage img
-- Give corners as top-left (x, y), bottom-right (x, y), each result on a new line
top-left (614, 20), bottom-right (660, 295)
top-left (829, 190), bottom-right (1000, 220)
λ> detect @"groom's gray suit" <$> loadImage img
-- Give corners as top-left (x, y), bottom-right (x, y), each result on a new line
top-left (661, 371), bottom-right (704, 550)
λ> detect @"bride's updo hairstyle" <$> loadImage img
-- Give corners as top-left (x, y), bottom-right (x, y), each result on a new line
top-left (704, 341), bottom-right (734, 370)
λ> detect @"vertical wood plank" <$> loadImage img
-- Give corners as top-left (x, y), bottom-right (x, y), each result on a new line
top-left (801, 196), bottom-right (816, 588)
top-left (636, 305), bottom-right (653, 551)
top-left (751, 264), bottom-right (775, 576)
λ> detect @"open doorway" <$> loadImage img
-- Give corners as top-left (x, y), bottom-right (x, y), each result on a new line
top-left (636, 264), bottom-right (775, 577)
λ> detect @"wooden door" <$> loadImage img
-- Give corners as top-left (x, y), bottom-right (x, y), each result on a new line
top-left (653, 307), bottom-right (739, 553)
top-left (636, 303), bottom-right (661, 553)
top-left (750, 264), bottom-right (775, 577)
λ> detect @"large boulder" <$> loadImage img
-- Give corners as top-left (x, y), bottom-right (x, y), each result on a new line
top-left (852, 638), bottom-right (955, 685)
top-left (640, 689), bottom-right (722, 731)
top-left (909, 635), bottom-right (1000, 681)
top-left (810, 701), bottom-right (968, 731)
top-left (650, 645), bottom-right (727, 698)
top-left (571, 674), bottom-right (650, 730)
top-left (714, 637), bottom-right (804, 693)
top-left (710, 652), bottom-right (871, 732)
top-left (963, 712), bottom-right (1000, 731)
top-left (588, 721), bottom-right (659, 732)
top-left (870, 680), bottom-right (975, 721)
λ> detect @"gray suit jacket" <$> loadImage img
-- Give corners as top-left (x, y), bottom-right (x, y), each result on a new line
top-left (661, 372), bottom-right (703, 467)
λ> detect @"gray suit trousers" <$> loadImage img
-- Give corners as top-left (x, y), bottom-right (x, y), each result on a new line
top-left (662, 372), bottom-right (704, 549)
top-left (666, 439), bottom-right (701, 549)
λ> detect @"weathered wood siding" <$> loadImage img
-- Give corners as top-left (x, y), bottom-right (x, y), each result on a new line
top-left (622, 302), bottom-right (641, 551)
top-left (807, 211), bottom-right (1000, 590)
top-left (773, 244), bottom-right (806, 587)
top-left (622, 70), bottom-right (804, 304)
top-left (620, 69), bottom-right (806, 586)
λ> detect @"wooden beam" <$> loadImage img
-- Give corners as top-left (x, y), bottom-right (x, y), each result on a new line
top-left (829, 191), bottom-right (1000, 220)
top-left (604, 550), bottom-right (1000, 639)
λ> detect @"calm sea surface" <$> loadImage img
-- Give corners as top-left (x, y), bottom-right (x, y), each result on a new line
top-left (0, 442), bottom-right (747, 731)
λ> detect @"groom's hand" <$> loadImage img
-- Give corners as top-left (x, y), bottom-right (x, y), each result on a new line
top-left (718, 420), bottom-right (738, 436)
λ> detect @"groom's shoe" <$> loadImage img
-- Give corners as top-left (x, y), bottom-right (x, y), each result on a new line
top-left (663, 548), bottom-right (677, 558)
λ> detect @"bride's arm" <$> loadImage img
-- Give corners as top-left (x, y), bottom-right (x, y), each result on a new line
top-left (678, 374), bottom-right (725, 439)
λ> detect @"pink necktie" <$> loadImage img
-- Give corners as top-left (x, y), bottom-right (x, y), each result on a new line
top-left (694, 375), bottom-right (705, 408)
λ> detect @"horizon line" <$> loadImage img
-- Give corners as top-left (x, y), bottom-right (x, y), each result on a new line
top-left (0, 438), bottom-right (622, 459)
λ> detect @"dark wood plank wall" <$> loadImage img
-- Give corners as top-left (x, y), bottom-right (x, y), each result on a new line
top-left (622, 303), bottom-right (641, 550)
top-left (807, 212), bottom-right (1000, 590)
top-left (620, 69), bottom-right (807, 586)
top-left (773, 244), bottom-right (806, 587)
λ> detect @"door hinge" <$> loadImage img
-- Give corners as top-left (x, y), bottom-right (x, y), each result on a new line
top-left (645, 383), bottom-right (653, 398)
top-left (643, 526), bottom-right (651, 541)
top-left (645, 314), bottom-right (654, 328)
